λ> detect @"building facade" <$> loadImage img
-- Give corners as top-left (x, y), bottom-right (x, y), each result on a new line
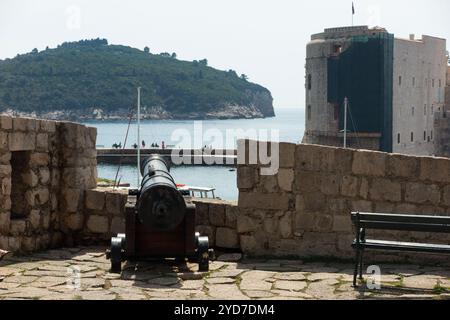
top-left (302, 26), bottom-right (449, 157)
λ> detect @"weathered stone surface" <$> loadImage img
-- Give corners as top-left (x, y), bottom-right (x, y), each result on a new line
top-left (237, 212), bottom-right (261, 233)
top-left (225, 204), bottom-right (238, 228)
top-left (405, 183), bottom-right (440, 205)
top-left (86, 215), bottom-right (109, 234)
top-left (341, 175), bottom-right (359, 197)
top-left (63, 188), bottom-right (81, 213)
top-left (9, 132), bottom-right (35, 151)
top-left (0, 211), bottom-right (10, 234)
top-left (352, 151), bottom-right (386, 176)
top-left (332, 216), bottom-right (351, 232)
top-left (274, 280), bottom-right (307, 291)
top-left (65, 213), bottom-right (84, 231)
top-left (237, 166), bottom-right (257, 189)
top-left (216, 227), bottom-right (239, 249)
top-left (277, 168), bottom-right (294, 191)
top-left (320, 174), bottom-right (341, 195)
top-left (0, 115), bottom-right (12, 130)
top-left (105, 191), bottom-right (127, 215)
top-left (85, 189), bottom-right (105, 211)
top-left (369, 178), bottom-right (401, 202)
top-left (279, 212), bottom-right (292, 238)
top-left (209, 203), bottom-right (226, 226)
top-left (239, 192), bottom-right (290, 210)
top-left (279, 142), bottom-right (296, 168)
top-left (36, 133), bottom-right (49, 151)
top-left (388, 154), bottom-right (418, 178)
top-left (420, 157), bottom-right (450, 183)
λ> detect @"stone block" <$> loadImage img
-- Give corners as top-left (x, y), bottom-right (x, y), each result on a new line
top-left (0, 152), bottom-right (11, 164)
top-left (327, 198), bottom-right (349, 215)
top-left (105, 191), bottom-right (127, 215)
top-left (29, 153), bottom-right (49, 167)
top-left (293, 171), bottom-right (321, 193)
top-left (36, 133), bottom-right (49, 151)
top-left (85, 189), bottom-right (106, 211)
top-left (86, 215), bottom-right (109, 233)
top-left (38, 167), bottom-right (50, 185)
top-left (36, 188), bottom-right (49, 205)
top-left (351, 200), bottom-right (373, 212)
top-left (352, 150), bottom-right (386, 176)
top-left (369, 178), bottom-right (401, 202)
top-left (12, 117), bottom-right (28, 131)
top-left (277, 168), bottom-right (294, 191)
top-left (208, 203), bottom-right (226, 227)
top-left (39, 120), bottom-right (56, 133)
top-left (278, 212), bottom-right (292, 238)
top-left (443, 185), bottom-right (450, 207)
top-left (294, 212), bottom-right (315, 231)
top-left (22, 237), bottom-right (36, 252)
top-left (0, 132), bottom-right (7, 150)
top-left (9, 132), bottom-right (36, 151)
top-left (387, 154), bottom-right (418, 178)
top-left (302, 193), bottom-right (327, 211)
top-left (225, 204), bottom-right (238, 228)
top-left (216, 227), bottom-right (239, 249)
top-left (0, 211), bottom-right (10, 234)
top-left (359, 177), bottom-right (369, 199)
top-left (237, 166), bottom-right (257, 189)
top-left (10, 219), bottom-right (26, 236)
top-left (0, 115), bottom-right (12, 130)
top-left (314, 214), bottom-right (333, 232)
top-left (28, 209), bottom-right (41, 230)
top-left (238, 192), bottom-right (290, 211)
top-left (279, 142), bottom-right (296, 168)
top-left (259, 174), bottom-right (278, 193)
top-left (22, 170), bottom-right (38, 187)
top-left (341, 175), bottom-right (359, 197)
top-left (8, 236), bottom-right (21, 252)
top-left (193, 201), bottom-right (209, 225)
top-left (405, 183), bottom-right (440, 205)
top-left (0, 195), bottom-right (11, 211)
top-left (111, 217), bottom-right (125, 234)
top-left (239, 235), bottom-right (258, 254)
top-left (0, 164), bottom-right (11, 177)
top-left (320, 174), bottom-right (341, 195)
top-left (333, 215), bottom-right (352, 232)
top-left (420, 157), bottom-right (450, 183)
top-left (63, 188), bottom-right (81, 213)
top-left (1, 176), bottom-right (11, 195)
top-left (65, 213), bottom-right (84, 231)
top-left (237, 214), bottom-right (260, 234)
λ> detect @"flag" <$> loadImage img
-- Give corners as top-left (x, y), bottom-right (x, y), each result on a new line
top-left (352, 2), bottom-right (355, 15)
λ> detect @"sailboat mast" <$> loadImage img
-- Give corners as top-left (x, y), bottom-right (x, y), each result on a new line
top-left (137, 87), bottom-right (141, 187)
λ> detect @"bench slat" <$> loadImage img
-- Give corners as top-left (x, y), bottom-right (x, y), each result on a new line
top-left (358, 221), bottom-right (450, 233)
top-left (351, 212), bottom-right (450, 225)
top-left (352, 239), bottom-right (450, 254)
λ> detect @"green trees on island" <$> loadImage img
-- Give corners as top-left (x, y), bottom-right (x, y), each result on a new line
top-left (0, 39), bottom-right (272, 116)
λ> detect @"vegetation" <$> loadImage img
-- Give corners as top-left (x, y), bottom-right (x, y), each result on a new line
top-left (0, 38), bottom-right (273, 118)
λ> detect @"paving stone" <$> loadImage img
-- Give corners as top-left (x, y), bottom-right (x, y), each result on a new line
top-left (147, 276), bottom-right (180, 286)
top-left (240, 271), bottom-right (275, 291)
top-left (274, 280), bottom-right (307, 291)
top-left (3, 275), bottom-right (38, 284)
top-left (307, 272), bottom-right (341, 282)
top-left (209, 269), bottom-right (245, 278)
top-left (304, 279), bottom-right (339, 299)
top-left (178, 280), bottom-right (204, 290)
top-left (207, 283), bottom-right (249, 300)
top-left (206, 277), bottom-right (237, 284)
top-left (402, 276), bottom-right (440, 290)
top-left (273, 272), bottom-right (306, 281)
top-left (244, 290), bottom-right (275, 298)
top-left (271, 290), bottom-right (313, 299)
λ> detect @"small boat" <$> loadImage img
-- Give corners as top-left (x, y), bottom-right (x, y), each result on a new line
top-left (177, 184), bottom-right (217, 199)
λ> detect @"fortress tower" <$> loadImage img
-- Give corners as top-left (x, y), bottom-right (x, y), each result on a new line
top-left (302, 26), bottom-right (449, 157)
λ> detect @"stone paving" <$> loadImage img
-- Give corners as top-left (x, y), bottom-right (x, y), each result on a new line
top-left (0, 247), bottom-right (449, 300)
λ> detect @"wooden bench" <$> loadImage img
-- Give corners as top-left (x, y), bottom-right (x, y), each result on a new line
top-left (351, 212), bottom-right (450, 287)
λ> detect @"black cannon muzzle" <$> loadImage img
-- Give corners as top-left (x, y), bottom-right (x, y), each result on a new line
top-left (137, 155), bottom-right (186, 231)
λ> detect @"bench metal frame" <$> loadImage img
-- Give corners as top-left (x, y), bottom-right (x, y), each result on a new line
top-left (351, 211), bottom-right (450, 287)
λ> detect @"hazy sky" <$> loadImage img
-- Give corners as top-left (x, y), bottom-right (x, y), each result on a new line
top-left (1, 0), bottom-right (449, 109)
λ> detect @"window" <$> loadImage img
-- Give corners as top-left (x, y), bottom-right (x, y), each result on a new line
top-left (411, 107), bottom-right (415, 116)
top-left (424, 104), bottom-right (427, 115)
top-left (432, 79), bottom-right (435, 87)
top-left (307, 74), bottom-right (312, 90)
top-left (439, 79), bottom-right (442, 88)
top-left (334, 44), bottom-right (342, 54)
top-left (397, 133), bottom-right (401, 144)
top-left (431, 130), bottom-right (433, 140)
top-left (399, 76), bottom-right (402, 86)
top-left (431, 105), bottom-right (434, 114)
top-left (411, 132), bottom-right (414, 142)
top-left (424, 131), bottom-right (426, 141)
top-left (307, 105), bottom-right (311, 120)
top-left (413, 77), bottom-right (415, 86)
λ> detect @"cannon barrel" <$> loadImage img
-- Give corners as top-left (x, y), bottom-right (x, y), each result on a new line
top-left (137, 155), bottom-right (186, 231)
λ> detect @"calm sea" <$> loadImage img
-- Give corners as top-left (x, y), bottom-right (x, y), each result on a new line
top-left (84, 107), bottom-right (304, 200)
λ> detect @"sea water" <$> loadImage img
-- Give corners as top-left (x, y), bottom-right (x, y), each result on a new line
top-left (84, 107), bottom-right (304, 200)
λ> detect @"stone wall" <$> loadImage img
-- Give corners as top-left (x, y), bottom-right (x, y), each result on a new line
top-left (236, 140), bottom-right (450, 262)
top-left (0, 115), bottom-right (97, 252)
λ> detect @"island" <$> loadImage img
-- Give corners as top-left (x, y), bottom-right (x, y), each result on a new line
top-left (0, 39), bottom-right (275, 121)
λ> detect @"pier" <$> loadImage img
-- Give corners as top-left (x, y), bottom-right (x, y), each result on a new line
top-left (96, 148), bottom-right (238, 166)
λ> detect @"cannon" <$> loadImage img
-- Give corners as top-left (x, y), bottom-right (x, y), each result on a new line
top-left (106, 154), bottom-right (213, 273)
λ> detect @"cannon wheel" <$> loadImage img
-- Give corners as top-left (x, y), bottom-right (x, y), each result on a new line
top-left (197, 236), bottom-right (209, 272)
top-left (110, 236), bottom-right (125, 273)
